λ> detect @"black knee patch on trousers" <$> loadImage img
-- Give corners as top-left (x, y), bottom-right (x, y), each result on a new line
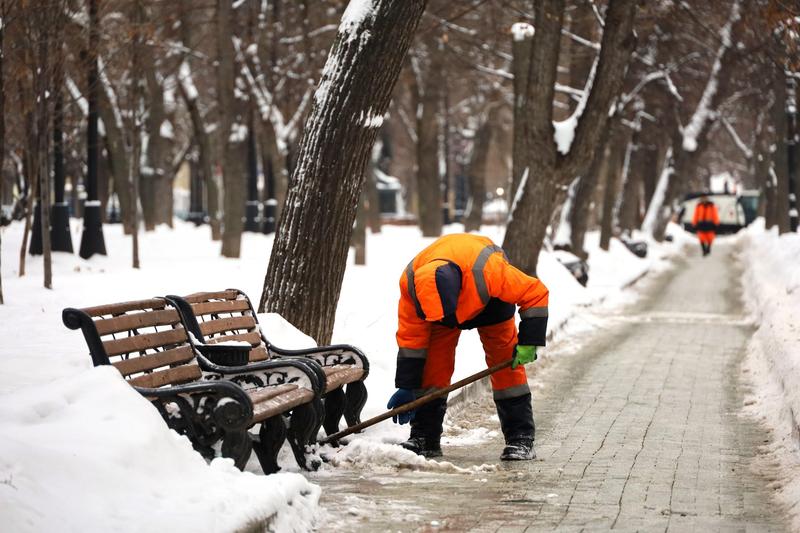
top-left (495, 393), bottom-right (535, 442)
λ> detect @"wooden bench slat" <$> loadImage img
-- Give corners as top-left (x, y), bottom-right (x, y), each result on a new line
top-left (249, 346), bottom-right (269, 362)
top-left (127, 363), bottom-right (201, 388)
top-left (251, 388), bottom-right (315, 423)
top-left (81, 298), bottom-right (166, 318)
top-left (199, 316), bottom-right (256, 337)
top-left (190, 299), bottom-right (251, 317)
top-left (104, 327), bottom-right (188, 357)
top-left (113, 346), bottom-right (195, 376)
top-left (182, 290), bottom-right (239, 304)
top-left (323, 367), bottom-right (365, 392)
top-left (247, 384), bottom-right (299, 403)
top-left (205, 331), bottom-right (262, 346)
top-left (96, 309), bottom-right (181, 336)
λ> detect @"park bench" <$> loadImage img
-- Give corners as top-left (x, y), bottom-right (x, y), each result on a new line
top-left (165, 289), bottom-right (370, 440)
top-left (62, 297), bottom-right (326, 474)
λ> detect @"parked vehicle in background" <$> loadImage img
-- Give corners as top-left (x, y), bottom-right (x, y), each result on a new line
top-left (678, 192), bottom-right (757, 235)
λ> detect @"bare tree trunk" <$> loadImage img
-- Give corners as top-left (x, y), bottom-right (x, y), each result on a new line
top-left (416, 34), bottom-right (443, 237)
top-left (614, 127), bottom-right (640, 235)
top-left (569, 135), bottom-right (611, 258)
top-left (600, 133), bottom-right (627, 251)
top-left (260, 0), bottom-right (427, 344)
top-left (503, 0), bottom-right (637, 275)
top-left (365, 165), bottom-right (381, 233)
top-left (19, 90), bottom-right (36, 277)
top-left (773, 68), bottom-right (791, 234)
top-left (129, 0), bottom-right (146, 268)
top-left (464, 104), bottom-right (498, 232)
top-left (217, 0), bottom-right (248, 258)
top-left (1, 0), bottom-right (6, 303)
top-left (352, 189), bottom-right (367, 265)
top-left (511, 22), bottom-right (533, 199)
top-left (179, 0), bottom-right (220, 240)
top-left (97, 83), bottom-right (133, 234)
top-left (36, 37), bottom-right (52, 289)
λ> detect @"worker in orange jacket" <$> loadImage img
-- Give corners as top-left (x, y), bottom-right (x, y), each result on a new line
top-left (387, 234), bottom-right (549, 461)
top-left (692, 196), bottom-right (720, 256)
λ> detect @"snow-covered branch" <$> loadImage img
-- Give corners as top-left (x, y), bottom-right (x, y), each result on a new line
top-left (561, 28), bottom-right (600, 50)
top-left (681, 0), bottom-right (741, 152)
top-left (721, 116), bottom-right (753, 159)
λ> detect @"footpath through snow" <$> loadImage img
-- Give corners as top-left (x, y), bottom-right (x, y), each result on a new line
top-left (0, 220), bottom-right (682, 531)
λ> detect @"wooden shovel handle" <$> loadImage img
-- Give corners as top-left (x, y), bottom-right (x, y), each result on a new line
top-left (319, 359), bottom-right (514, 443)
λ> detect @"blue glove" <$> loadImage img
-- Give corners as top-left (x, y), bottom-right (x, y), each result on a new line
top-left (387, 388), bottom-right (416, 424)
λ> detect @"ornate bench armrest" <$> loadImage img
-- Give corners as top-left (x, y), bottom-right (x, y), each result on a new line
top-left (135, 380), bottom-right (254, 436)
top-left (196, 355), bottom-right (326, 397)
top-left (267, 343), bottom-right (370, 378)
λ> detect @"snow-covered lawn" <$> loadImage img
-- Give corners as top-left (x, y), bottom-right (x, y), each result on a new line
top-left (0, 219), bottom-right (679, 531)
top-left (738, 221), bottom-right (800, 530)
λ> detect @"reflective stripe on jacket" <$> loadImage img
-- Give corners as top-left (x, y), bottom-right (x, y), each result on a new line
top-left (395, 234), bottom-right (549, 388)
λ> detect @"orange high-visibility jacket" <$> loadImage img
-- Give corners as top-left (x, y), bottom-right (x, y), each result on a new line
top-left (692, 201), bottom-right (720, 233)
top-left (395, 234), bottom-right (549, 389)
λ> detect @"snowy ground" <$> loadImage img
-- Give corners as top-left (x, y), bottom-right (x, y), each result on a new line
top-left (0, 219), bottom-right (682, 531)
top-left (738, 221), bottom-right (800, 530)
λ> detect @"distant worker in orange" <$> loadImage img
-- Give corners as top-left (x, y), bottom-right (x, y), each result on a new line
top-left (386, 234), bottom-right (549, 461)
top-left (692, 195), bottom-right (720, 256)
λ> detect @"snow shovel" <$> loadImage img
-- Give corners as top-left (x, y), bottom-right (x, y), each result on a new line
top-left (319, 359), bottom-right (514, 444)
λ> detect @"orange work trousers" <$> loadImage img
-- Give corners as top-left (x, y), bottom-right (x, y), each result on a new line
top-left (420, 318), bottom-right (529, 399)
top-left (697, 231), bottom-right (715, 245)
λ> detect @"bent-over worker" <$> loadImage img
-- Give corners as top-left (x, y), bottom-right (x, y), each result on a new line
top-left (387, 234), bottom-right (548, 461)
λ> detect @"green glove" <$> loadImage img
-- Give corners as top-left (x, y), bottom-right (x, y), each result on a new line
top-left (512, 345), bottom-right (537, 369)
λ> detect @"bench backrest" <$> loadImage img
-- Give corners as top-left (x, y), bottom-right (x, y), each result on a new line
top-left (63, 298), bottom-right (201, 388)
top-left (171, 289), bottom-right (270, 363)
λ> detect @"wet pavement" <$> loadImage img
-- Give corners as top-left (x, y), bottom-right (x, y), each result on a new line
top-left (313, 243), bottom-right (787, 532)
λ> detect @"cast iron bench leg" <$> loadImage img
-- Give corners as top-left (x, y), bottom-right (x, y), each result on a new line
top-left (252, 416), bottom-right (287, 474)
top-left (323, 387), bottom-right (346, 437)
top-left (344, 380), bottom-right (368, 427)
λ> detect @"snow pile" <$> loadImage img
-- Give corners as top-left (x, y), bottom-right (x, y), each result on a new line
top-left (738, 221), bottom-right (800, 528)
top-left (321, 440), bottom-right (496, 475)
top-left (0, 366), bottom-right (320, 533)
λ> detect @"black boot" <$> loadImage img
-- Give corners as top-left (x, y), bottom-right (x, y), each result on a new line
top-left (401, 436), bottom-right (442, 457)
top-left (501, 438), bottom-right (536, 461)
top-left (495, 393), bottom-right (536, 461)
top-left (403, 397), bottom-right (446, 458)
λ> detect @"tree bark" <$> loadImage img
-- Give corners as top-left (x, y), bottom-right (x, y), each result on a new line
top-left (600, 131), bottom-right (627, 250)
top-left (504, 0), bottom-right (637, 275)
top-left (416, 34), bottom-right (443, 237)
top-left (352, 189), bottom-right (367, 265)
top-left (260, 0), bottom-right (427, 344)
top-left (217, 0), bottom-right (248, 258)
top-left (615, 127), bottom-right (641, 234)
top-left (1, 0), bottom-right (5, 302)
top-left (96, 82), bottom-right (134, 234)
top-left (365, 164), bottom-right (381, 233)
top-left (36, 27), bottom-right (52, 289)
top-left (568, 130), bottom-right (612, 258)
top-left (464, 104), bottom-right (499, 233)
top-left (179, 0), bottom-right (220, 240)
top-left (773, 68), bottom-right (791, 234)
top-left (510, 23), bottom-right (533, 199)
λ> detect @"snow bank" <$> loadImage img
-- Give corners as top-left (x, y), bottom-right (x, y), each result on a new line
top-left (0, 366), bottom-right (319, 532)
top-left (738, 221), bottom-right (800, 528)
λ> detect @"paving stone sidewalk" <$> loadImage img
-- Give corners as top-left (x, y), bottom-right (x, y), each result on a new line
top-left (314, 243), bottom-right (786, 532)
